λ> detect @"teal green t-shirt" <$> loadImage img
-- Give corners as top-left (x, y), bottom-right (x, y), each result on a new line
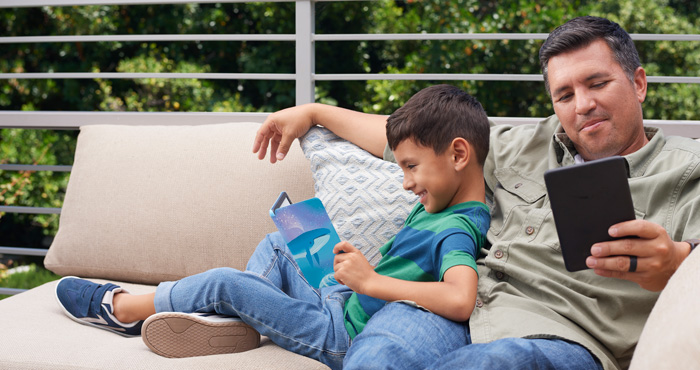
top-left (343, 201), bottom-right (490, 339)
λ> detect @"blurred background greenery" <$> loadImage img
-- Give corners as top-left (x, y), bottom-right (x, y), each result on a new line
top-left (1, 0), bottom-right (698, 295)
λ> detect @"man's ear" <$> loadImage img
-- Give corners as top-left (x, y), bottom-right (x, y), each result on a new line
top-left (451, 138), bottom-right (470, 171)
top-left (633, 66), bottom-right (648, 103)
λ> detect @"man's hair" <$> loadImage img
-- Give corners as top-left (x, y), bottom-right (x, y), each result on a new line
top-left (539, 16), bottom-right (641, 95)
top-left (386, 84), bottom-right (490, 166)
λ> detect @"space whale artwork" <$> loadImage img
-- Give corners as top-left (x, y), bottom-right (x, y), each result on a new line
top-left (270, 192), bottom-right (340, 288)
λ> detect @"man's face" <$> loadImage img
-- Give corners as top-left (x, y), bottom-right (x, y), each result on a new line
top-left (547, 39), bottom-right (648, 160)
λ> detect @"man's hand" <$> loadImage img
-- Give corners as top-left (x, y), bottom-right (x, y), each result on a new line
top-left (333, 241), bottom-right (377, 294)
top-left (586, 219), bottom-right (691, 291)
top-left (252, 104), bottom-right (316, 163)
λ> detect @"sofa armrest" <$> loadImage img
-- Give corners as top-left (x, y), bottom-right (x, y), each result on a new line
top-left (630, 249), bottom-right (700, 369)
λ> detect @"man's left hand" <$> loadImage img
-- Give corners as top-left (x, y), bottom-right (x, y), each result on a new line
top-left (586, 220), bottom-right (691, 291)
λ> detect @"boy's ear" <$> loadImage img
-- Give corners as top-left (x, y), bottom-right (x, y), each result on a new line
top-left (451, 138), bottom-right (470, 170)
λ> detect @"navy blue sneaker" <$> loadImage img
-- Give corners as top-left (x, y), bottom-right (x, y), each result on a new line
top-left (55, 276), bottom-right (143, 337)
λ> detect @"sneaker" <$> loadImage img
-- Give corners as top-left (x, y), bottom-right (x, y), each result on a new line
top-left (55, 276), bottom-right (143, 337)
top-left (142, 312), bottom-right (260, 358)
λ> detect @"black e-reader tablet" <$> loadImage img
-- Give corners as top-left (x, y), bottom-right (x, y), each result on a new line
top-left (544, 156), bottom-right (636, 272)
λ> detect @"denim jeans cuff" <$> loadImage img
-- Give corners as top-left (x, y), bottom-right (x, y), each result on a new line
top-left (153, 280), bottom-right (177, 313)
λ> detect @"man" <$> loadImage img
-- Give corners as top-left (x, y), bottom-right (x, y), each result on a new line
top-left (253, 16), bottom-right (699, 369)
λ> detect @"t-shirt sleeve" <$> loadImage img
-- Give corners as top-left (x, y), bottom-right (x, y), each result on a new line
top-left (436, 232), bottom-right (479, 281)
top-left (383, 143), bottom-right (396, 163)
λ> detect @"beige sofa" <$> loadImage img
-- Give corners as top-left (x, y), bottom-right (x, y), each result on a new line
top-left (0, 122), bottom-right (698, 369)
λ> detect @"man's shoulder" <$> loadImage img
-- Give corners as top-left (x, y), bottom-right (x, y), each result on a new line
top-left (490, 114), bottom-right (560, 137)
top-left (486, 115), bottom-right (560, 175)
top-left (489, 115), bottom-right (560, 157)
top-left (662, 134), bottom-right (700, 156)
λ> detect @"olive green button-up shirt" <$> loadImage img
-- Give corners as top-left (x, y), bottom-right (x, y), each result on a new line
top-left (384, 115), bottom-right (700, 369)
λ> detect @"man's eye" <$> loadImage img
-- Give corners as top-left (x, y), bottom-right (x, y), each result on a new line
top-left (407, 164), bottom-right (416, 170)
top-left (558, 94), bottom-right (572, 102)
top-left (592, 81), bottom-right (608, 89)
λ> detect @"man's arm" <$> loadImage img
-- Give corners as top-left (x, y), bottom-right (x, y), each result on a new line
top-left (333, 241), bottom-right (478, 322)
top-left (586, 220), bottom-right (693, 291)
top-left (252, 103), bottom-right (388, 163)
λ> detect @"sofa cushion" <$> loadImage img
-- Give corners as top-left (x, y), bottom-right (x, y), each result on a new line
top-left (45, 122), bottom-right (315, 285)
top-left (0, 280), bottom-right (329, 369)
top-left (300, 126), bottom-right (417, 265)
top-left (629, 249), bottom-right (700, 369)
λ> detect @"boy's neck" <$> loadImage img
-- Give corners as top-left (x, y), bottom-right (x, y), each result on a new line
top-left (449, 165), bottom-right (486, 207)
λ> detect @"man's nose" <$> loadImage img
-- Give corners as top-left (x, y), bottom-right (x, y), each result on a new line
top-left (575, 90), bottom-right (597, 115)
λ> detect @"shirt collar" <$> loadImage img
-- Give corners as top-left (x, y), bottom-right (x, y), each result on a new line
top-left (551, 122), bottom-right (664, 178)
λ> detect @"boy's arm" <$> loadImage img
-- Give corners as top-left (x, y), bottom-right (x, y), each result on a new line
top-left (253, 103), bottom-right (389, 163)
top-left (333, 241), bottom-right (478, 322)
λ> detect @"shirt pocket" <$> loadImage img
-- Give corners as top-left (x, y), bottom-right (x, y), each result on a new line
top-left (489, 167), bottom-right (547, 238)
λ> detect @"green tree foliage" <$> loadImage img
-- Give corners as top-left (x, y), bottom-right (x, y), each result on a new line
top-left (351, 0), bottom-right (581, 116)
top-left (1, 3), bottom-right (299, 112)
top-left (0, 128), bottom-right (73, 248)
top-left (348, 0), bottom-right (699, 118)
top-left (0, 0), bottom-right (698, 255)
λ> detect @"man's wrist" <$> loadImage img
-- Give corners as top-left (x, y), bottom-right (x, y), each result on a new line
top-left (683, 238), bottom-right (700, 255)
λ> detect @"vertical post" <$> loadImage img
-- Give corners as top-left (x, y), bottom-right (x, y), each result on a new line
top-left (295, 0), bottom-right (315, 105)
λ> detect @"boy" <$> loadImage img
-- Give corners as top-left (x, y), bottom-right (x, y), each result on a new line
top-left (55, 84), bottom-right (490, 370)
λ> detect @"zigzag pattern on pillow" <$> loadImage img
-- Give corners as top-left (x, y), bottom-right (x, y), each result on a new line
top-left (300, 126), bottom-right (418, 265)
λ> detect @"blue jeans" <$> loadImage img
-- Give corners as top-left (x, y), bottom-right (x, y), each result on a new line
top-left (154, 232), bottom-right (603, 370)
top-left (153, 232), bottom-right (352, 370)
top-left (344, 301), bottom-right (603, 370)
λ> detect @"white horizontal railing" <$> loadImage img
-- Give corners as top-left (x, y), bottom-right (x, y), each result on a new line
top-left (0, 34), bottom-right (297, 43)
top-left (1, 0), bottom-right (699, 294)
top-left (0, 72), bottom-right (298, 80)
top-left (0, 111), bottom-right (270, 128)
top-left (2, 0), bottom-right (297, 6)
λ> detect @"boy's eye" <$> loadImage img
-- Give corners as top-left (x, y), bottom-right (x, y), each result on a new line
top-left (407, 164), bottom-right (416, 170)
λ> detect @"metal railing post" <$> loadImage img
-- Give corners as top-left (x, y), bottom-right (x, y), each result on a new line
top-left (295, 0), bottom-right (315, 105)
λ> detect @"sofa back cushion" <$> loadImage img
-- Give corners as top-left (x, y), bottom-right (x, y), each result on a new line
top-left (300, 126), bottom-right (417, 266)
top-left (45, 122), bottom-right (315, 285)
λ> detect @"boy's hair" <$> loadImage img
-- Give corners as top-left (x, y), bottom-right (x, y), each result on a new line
top-left (386, 84), bottom-right (490, 166)
top-left (539, 16), bottom-right (641, 95)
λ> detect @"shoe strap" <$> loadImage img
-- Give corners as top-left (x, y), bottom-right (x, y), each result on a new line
top-left (85, 282), bottom-right (119, 318)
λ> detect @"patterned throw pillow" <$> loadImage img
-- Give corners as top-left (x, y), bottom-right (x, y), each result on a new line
top-left (300, 126), bottom-right (418, 265)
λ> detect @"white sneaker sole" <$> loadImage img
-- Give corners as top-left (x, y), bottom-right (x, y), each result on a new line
top-left (142, 312), bottom-right (260, 358)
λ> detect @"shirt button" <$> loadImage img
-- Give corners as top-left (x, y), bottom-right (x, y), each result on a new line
top-left (526, 226), bottom-right (535, 235)
top-left (494, 249), bottom-right (504, 259)
top-left (496, 271), bottom-right (505, 280)
top-left (476, 299), bottom-right (483, 308)
top-left (514, 183), bottom-right (523, 189)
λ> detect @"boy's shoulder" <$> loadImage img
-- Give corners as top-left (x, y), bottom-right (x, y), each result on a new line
top-left (407, 201), bottom-right (489, 234)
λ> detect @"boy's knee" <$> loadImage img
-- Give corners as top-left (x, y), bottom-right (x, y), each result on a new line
top-left (345, 303), bottom-right (463, 370)
top-left (202, 267), bottom-right (241, 283)
top-left (345, 332), bottom-right (412, 370)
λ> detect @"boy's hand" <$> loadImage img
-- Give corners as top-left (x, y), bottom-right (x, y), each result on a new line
top-left (253, 104), bottom-right (316, 163)
top-left (333, 241), bottom-right (377, 294)
top-left (334, 240), bottom-right (479, 322)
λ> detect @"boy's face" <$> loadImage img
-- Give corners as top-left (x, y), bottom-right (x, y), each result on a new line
top-left (393, 138), bottom-right (461, 213)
